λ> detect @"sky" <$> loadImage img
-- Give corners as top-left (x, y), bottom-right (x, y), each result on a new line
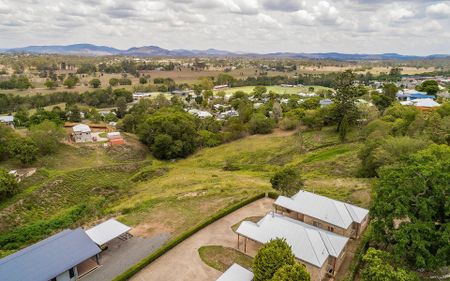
top-left (1, 0), bottom-right (450, 55)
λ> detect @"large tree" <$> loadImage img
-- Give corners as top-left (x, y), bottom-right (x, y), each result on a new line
top-left (29, 120), bottom-right (65, 155)
top-left (253, 239), bottom-right (295, 281)
top-left (416, 80), bottom-right (439, 96)
top-left (371, 145), bottom-right (450, 270)
top-left (270, 166), bottom-right (303, 196)
top-left (138, 109), bottom-right (198, 160)
top-left (332, 70), bottom-right (367, 138)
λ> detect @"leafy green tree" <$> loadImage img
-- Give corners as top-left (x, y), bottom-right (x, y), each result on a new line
top-left (115, 96), bottom-right (128, 118)
top-left (424, 112), bottom-right (450, 144)
top-left (248, 114), bottom-right (274, 134)
top-left (14, 109), bottom-right (29, 127)
top-left (198, 77), bottom-right (214, 91)
top-left (139, 77), bottom-right (148, 84)
top-left (253, 86), bottom-right (267, 98)
top-left (66, 105), bottom-right (82, 122)
top-left (416, 80), bottom-right (439, 96)
top-left (371, 145), bottom-right (450, 269)
top-left (361, 248), bottom-right (419, 281)
top-left (270, 166), bottom-right (303, 196)
top-left (217, 73), bottom-right (235, 85)
top-left (301, 109), bottom-right (324, 130)
top-left (109, 78), bottom-right (119, 86)
top-left (253, 239), bottom-right (295, 281)
top-left (29, 109), bottom-right (62, 126)
top-left (271, 263), bottom-right (310, 281)
top-left (331, 70), bottom-right (366, 138)
top-left (89, 78), bottom-right (101, 88)
top-left (358, 136), bottom-right (429, 177)
top-left (63, 75), bottom-right (79, 88)
top-left (198, 130), bottom-right (222, 147)
top-left (372, 83), bottom-right (398, 112)
top-left (8, 137), bottom-right (38, 164)
top-left (138, 109), bottom-right (198, 159)
top-left (0, 169), bottom-right (18, 202)
top-left (29, 120), bottom-right (65, 155)
top-left (44, 80), bottom-right (58, 89)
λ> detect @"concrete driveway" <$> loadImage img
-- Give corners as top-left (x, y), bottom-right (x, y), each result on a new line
top-left (82, 234), bottom-right (169, 281)
top-left (131, 197), bottom-right (274, 281)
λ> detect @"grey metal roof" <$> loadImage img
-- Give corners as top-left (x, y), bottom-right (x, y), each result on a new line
top-left (274, 190), bottom-right (369, 229)
top-left (0, 228), bottom-right (101, 281)
top-left (237, 213), bottom-right (349, 268)
top-left (217, 264), bottom-right (253, 281)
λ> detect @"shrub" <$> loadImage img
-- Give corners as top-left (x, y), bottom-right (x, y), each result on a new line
top-left (272, 263), bottom-right (310, 281)
top-left (270, 166), bottom-right (303, 196)
top-left (248, 113), bottom-right (274, 134)
top-left (253, 238), bottom-right (295, 281)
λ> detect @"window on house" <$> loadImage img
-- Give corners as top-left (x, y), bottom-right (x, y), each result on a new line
top-left (51, 278), bottom-right (57, 281)
top-left (313, 221), bottom-right (321, 227)
top-left (328, 226), bottom-right (334, 232)
top-left (69, 268), bottom-right (75, 278)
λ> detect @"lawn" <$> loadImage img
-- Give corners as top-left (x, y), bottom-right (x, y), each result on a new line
top-left (198, 245), bottom-right (253, 272)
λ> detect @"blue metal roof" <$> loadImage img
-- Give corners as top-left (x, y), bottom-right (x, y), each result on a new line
top-left (0, 228), bottom-right (100, 281)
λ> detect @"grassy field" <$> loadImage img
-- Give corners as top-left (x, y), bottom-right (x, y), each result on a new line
top-left (214, 85), bottom-right (332, 95)
top-left (0, 126), bottom-right (372, 259)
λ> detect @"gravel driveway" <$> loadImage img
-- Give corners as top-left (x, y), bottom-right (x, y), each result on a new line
top-left (81, 233), bottom-right (170, 281)
top-left (131, 197), bottom-right (274, 281)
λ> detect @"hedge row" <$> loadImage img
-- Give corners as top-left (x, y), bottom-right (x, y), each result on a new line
top-left (113, 191), bottom-right (278, 281)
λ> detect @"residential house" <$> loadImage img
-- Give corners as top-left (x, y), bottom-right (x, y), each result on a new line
top-left (188, 109), bottom-right (213, 119)
top-left (72, 124), bottom-right (92, 143)
top-left (319, 99), bottom-right (333, 107)
top-left (213, 85), bottom-right (229, 90)
top-left (0, 229), bottom-right (101, 281)
top-left (400, 98), bottom-right (441, 108)
top-left (0, 115), bottom-right (14, 128)
top-left (274, 190), bottom-right (369, 239)
top-left (396, 89), bottom-right (435, 101)
top-left (216, 264), bottom-right (253, 281)
top-left (236, 213), bottom-right (349, 281)
top-left (218, 109), bottom-right (239, 120)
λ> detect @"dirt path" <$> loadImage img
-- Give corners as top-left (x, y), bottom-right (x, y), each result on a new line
top-left (131, 198), bottom-right (274, 281)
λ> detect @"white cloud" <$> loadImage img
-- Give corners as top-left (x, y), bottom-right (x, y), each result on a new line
top-left (426, 2), bottom-right (450, 17)
top-left (0, 0), bottom-right (448, 55)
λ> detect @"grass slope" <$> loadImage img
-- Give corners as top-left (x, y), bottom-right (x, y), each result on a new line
top-left (0, 126), bottom-right (372, 259)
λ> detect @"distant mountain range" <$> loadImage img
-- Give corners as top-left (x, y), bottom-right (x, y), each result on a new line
top-left (1, 43), bottom-right (449, 60)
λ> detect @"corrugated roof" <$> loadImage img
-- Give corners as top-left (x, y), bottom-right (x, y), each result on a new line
top-left (274, 190), bottom-right (369, 229)
top-left (0, 115), bottom-right (14, 122)
top-left (0, 228), bottom-right (100, 281)
top-left (236, 213), bottom-right (349, 268)
top-left (73, 124), bottom-right (91, 133)
top-left (216, 264), bottom-right (253, 281)
top-left (85, 219), bottom-right (131, 246)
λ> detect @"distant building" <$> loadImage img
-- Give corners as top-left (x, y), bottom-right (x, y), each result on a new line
top-left (319, 99), bottom-right (333, 107)
top-left (218, 109), bottom-right (239, 120)
top-left (0, 115), bottom-right (14, 128)
top-left (400, 98), bottom-right (441, 108)
top-left (396, 90), bottom-right (435, 101)
top-left (213, 85), bottom-right (229, 90)
top-left (172, 89), bottom-right (194, 96)
top-left (0, 228), bottom-right (101, 281)
top-left (188, 109), bottom-right (213, 119)
top-left (73, 124), bottom-right (92, 143)
top-left (132, 92), bottom-right (153, 100)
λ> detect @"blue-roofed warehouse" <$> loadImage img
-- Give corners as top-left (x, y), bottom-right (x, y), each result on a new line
top-left (0, 228), bottom-right (101, 281)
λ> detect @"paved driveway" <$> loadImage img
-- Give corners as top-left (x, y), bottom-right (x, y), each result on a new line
top-left (132, 197), bottom-right (274, 281)
top-left (82, 234), bottom-right (169, 281)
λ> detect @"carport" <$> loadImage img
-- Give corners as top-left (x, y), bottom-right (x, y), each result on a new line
top-left (86, 219), bottom-right (132, 247)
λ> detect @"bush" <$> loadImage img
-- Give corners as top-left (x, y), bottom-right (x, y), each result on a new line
top-left (270, 166), bottom-right (303, 196)
top-left (248, 113), bottom-right (274, 134)
top-left (29, 120), bottom-right (65, 155)
top-left (301, 109), bottom-right (324, 130)
top-left (0, 169), bottom-right (18, 202)
top-left (272, 263), bottom-right (310, 281)
top-left (253, 238), bottom-right (295, 281)
top-left (279, 116), bottom-right (298, 131)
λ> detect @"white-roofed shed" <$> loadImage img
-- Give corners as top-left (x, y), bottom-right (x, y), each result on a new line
top-left (85, 219), bottom-right (131, 246)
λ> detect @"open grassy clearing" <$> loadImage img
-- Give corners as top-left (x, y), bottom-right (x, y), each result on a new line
top-left (214, 85), bottom-right (333, 95)
top-left (198, 245), bottom-right (253, 272)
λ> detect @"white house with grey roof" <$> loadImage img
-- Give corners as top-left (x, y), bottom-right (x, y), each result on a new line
top-left (274, 190), bottom-right (369, 238)
top-left (72, 124), bottom-right (92, 143)
top-left (0, 228), bottom-right (101, 281)
top-left (236, 213), bottom-right (349, 281)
